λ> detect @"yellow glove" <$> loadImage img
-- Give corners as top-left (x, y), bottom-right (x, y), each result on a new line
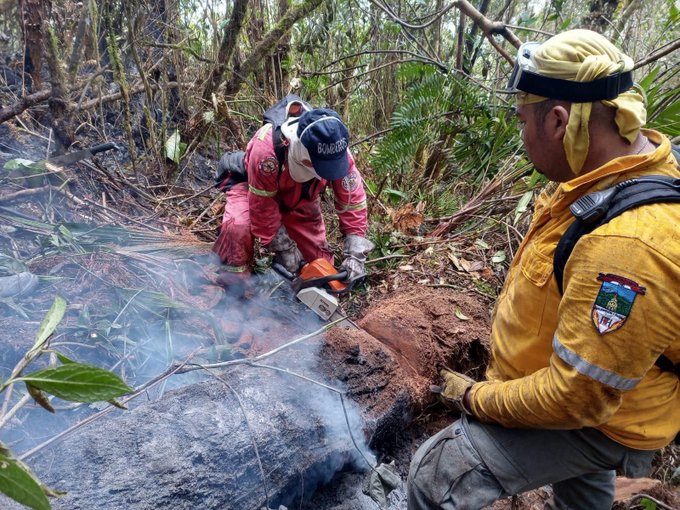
top-left (431, 368), bottom-right (475, 414)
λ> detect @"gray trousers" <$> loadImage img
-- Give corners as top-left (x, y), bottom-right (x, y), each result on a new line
top-left (407, 415), bottom-right (656, 510)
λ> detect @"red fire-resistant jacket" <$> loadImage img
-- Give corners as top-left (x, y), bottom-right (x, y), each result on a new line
top-left (245, 124), bottom-right (368, 245)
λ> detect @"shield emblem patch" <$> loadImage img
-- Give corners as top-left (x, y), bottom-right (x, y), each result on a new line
top-left (591, 273), bottom-right (646, 335)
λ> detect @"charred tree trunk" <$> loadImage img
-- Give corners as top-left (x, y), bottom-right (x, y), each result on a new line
top-left (249, 0), bottom-right (267, 95)
top-left (19, 0), bottom-right (47, 91)
top-left (4, 288), bottom-right (489, 510)
top-left (44, 22), bottom-right (74, 151)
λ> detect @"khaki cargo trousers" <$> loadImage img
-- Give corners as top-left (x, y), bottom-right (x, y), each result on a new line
top-left (407, 415), bottom-right (656, 510)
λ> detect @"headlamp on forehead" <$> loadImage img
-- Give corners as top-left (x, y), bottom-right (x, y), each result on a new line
top-left (507, 41), bottom-right (634, 103)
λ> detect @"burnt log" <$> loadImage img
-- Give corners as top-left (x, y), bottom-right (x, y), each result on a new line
top-left (1, 288), bottom-right (490, 510)
top-left (10, 358), bottom-right (371, 510)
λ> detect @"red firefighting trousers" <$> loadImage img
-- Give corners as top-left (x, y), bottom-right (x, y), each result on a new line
top-left (212, 183), bottom-right (333, 272)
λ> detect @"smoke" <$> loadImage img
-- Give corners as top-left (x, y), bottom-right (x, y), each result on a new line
top-left (0, 145), bottom-right (376, 508)
top-left (0, 227), bottom-right (377, 508)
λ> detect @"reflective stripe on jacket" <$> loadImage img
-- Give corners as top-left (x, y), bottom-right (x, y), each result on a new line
top-left (469, 129), bottom-right (680, 450)
top-left (245, 124), bottom-right (368, 246)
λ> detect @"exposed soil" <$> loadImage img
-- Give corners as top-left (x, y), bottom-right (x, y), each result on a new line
top-left (320, 287), bottom-right (490, 440)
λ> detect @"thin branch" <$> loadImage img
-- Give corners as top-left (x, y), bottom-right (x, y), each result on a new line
top-left (319, 58), bottom-right (424, 94)
top-left (634, 38), bottom-right (680, 69)
top-left (147, 41), bottom-right (213, 63)
top-left (178, 316), bottom-right (347, 372)
top-left (321, 49), bottom-right (447, 73)
top-left (504, 24), bottom-right (554, 37)
top-left (368, 0), bottom-right (457, 30)
top-left (300, 63), bottom-right (367, 77)
top-left (201, 368), bottom-right (270, 506)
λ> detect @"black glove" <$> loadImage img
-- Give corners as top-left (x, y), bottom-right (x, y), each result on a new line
top-left (267, 225), bottom-right (304, 274)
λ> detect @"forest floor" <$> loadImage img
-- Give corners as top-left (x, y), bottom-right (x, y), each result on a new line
top-left (0, 121), bottom-right (678, 510)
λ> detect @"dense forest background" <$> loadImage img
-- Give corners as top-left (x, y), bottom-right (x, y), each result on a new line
top-left (1, 0), bottom-right (678, 257)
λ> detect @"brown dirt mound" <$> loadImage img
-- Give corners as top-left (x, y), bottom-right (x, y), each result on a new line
top-left (320, 286), bottom-right (491, 443)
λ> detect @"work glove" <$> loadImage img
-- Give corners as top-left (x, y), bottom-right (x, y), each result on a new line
top-left (431, 368), bottom-right (475, 414)
top-left (362, 460), bottom-right (401, 508)
top-left (266, 225), bottom-right (304, 274)
top-left (340, 235), bottom-right (374, 287)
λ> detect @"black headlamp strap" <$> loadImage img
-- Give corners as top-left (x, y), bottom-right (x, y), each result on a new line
top-left (517, 70), bottom-right (633, 102)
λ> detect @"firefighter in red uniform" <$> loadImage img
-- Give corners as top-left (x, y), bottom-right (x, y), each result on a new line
top-left (212, 107), bottom-right (373, 291)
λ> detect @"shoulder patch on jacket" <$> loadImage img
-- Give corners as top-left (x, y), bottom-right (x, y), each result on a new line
top-left (591, 273), bottom-right (646, 335)
top-left (258, 156), bottom-right (278, 174)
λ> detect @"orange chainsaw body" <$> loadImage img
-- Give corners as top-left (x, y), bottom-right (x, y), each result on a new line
top-left (298, 258), bottom-right (348, 293)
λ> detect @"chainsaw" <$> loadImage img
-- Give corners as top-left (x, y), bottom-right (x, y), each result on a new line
top-left (273, 258), bottom-right (358, 328)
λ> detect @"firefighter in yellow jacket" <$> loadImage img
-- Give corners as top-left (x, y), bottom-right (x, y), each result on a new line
top-left (407, 29), bottom-right (680, 510)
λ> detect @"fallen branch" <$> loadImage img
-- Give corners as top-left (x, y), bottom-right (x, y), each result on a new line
top-left (0, 81), bottom-right (182, 125)
top-left (634, 38), bottom-right (680, 69)
top-left (19, 317), bottom-right (343, 461)
top-left (0, 88), bottom-right (52, 124)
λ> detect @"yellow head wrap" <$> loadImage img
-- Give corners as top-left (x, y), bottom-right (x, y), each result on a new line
top-left (516, 29), bottom-right (646, 175)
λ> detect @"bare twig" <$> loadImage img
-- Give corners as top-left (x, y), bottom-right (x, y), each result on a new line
top-left (250, 362), bottom-right (377, 471)
top-left (634, 38), bottom-right (680, 69)
top-left (200, 368), bottom-right (270, 507)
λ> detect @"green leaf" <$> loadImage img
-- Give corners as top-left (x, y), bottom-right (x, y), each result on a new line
top-left (2, 158), bottom-right (38, 171)
top-left (638, 66), bottom-right (661, 92)
top-left (33, 296), bottom-right (67, 351)
top-left (55, 352), bottom-right (76, 364)
top-left (639, 497), bottom-right (657, 510)
top-left (165, 130), bottom-right (186, 164)
top-left (670, 0), bottom-right (679, 22)
top-left (382, 188), bottom-right (409, 202)
top-left (513, 191), bottom-right (534, 225)
top-left (0, 452), bottom-right (51, 510)
top-left (18, 363), bottom-right (132, 403)
top-left (491, 251), bottom-right (506, 264)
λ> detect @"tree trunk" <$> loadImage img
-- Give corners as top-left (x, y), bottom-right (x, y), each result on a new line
top-left (223, 0), bottom-right (325, 98)
top-left (202, 0), bottom-right (249, 101)
top-left (44, 22), bottom-right (74, 151)
top-left (20, 0), bottom-right (47, 90)
top-left (6, 288), bottom-right (489, 510)
top-left (274, 0), bottom-right (292, 96)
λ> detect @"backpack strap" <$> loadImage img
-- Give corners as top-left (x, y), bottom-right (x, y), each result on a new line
top-left (554, 176), bottom-right (680, 295)
top-left (655, 354), bottom-right (680, 378)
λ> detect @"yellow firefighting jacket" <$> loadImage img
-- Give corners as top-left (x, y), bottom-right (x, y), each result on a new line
top-left (468, 129), bottom-right (680, 450)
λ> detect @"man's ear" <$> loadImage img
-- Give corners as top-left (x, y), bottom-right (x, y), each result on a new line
top-left (544, 105), bottom-right (570, 140)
